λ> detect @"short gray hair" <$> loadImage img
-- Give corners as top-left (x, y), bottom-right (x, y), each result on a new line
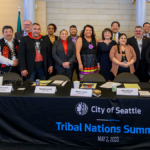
top-left (24, 20), bottom-right (32, 25)
top-left (134, 26), bottom-right (143, 31)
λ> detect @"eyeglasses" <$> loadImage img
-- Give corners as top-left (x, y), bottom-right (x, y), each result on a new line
top-left (135, 30), bottom-right (142, 33)
top-left (23, 24), bottom-right (31, 26)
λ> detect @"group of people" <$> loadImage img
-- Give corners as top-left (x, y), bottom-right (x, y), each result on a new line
top-left (0, 20), bottom-right (150, 82)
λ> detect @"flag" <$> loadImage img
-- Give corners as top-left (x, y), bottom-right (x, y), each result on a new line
top-left (17, 11), bottom-right (22, 32)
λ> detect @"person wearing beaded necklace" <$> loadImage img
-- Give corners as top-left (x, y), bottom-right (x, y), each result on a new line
top-left (0, 26), bottom-right (19, 74)
top-left (76, 25), bottom-right (98, 80)
top-left (110, 33), bottom-right (136, 77)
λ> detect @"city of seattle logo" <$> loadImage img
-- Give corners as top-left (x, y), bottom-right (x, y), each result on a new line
top-left (75, 102), bottom-right (88, 115)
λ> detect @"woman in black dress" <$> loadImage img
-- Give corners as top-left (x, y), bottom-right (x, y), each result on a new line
top-left (45, 24), bottom-right (58, 76)
top-left (76, 25), bottom-right (98, 80)
top-left (97, 28), bottom-right (117, 81)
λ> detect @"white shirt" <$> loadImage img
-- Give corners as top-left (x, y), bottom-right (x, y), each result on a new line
top-left (113, 32), bottom-right (119, 43)
top-left (143, 33), bottom-right (150, 38)
top-left (135, 36), bottom-right (143, 59)
top-left (0, 36), bottom-right (2, 39)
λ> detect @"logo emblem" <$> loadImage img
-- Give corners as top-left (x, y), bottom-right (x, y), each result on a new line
top-left (75, 102), bottom-right (88, 115)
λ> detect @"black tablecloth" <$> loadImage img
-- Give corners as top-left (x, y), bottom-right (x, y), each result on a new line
top-left (0, 82), bottom-right (150, 149)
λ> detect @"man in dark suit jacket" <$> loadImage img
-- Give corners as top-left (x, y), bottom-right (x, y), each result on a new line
top-left (18, 23), bottom-right (53, 81)
top-left (52, 29), bottom-right (75, 80)
top-left (127, 26), bottom-right (150, 82)
top-left (111, 21), bottom-right (121, 43)
top-left (68, 25), bottom-right (80, 80)
top-left (14, 20), bottom-right (32, 41)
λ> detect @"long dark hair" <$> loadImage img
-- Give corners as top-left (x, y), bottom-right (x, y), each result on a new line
top-left (117, 33), bottom-right (128, 54)
top-left (80, 25), bottom-right (95, 39)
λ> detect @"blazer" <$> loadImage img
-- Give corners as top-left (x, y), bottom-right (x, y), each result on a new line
top-left (14, 30), bottom-right (24, 41)
top-left (52, 39), bottom-right (75, 70)
top-left (110, 45), bottom-right (136, 77)
top-left (18, 36), bottom-right (53, 79)
top-left (127, 36), bottom-right (150, 70)
top-left (145, 45), bottom-right (150, 72)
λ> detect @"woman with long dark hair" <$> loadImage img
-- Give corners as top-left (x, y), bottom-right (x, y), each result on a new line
top-left (97, 28), bottom-right (117, 81)
top-left (110, 33), bottom-right (136, 77)
top-left (76, 25), bottom-right (98, 79)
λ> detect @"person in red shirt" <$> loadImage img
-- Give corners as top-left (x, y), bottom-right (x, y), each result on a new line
top-left (52, 29), bottom-right (75, 80)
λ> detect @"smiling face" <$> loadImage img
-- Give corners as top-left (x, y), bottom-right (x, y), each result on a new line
top-left (104, 30), bottom-right (112, 40)
top-left (60, 30), bottom-right (68, 41)
top-left (32, 24), bottom-right (41, 38)
top-left (143, 23), bottom-right (150, 34)
top-left (84, 27), bottom-right (92, 38)
top-left (111, 23), bottom-right (120, 34)
top-left (23, 20), bottom-right (32, 33)
top-left (118, 35), bottom-right (127, 45)
top-left (3, 28), bottom-right (13, 41)
top-left (134, 27), bottom-right (143, 38)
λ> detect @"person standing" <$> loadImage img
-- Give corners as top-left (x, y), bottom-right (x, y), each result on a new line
top-left (68, 25), bottom-right (79, 80)
top-left (97, 28), bottom-right (116, 81)
top-left (110, 33), bottom-right (136, 77)
top-left (127, 26), bottom-right (150, 82)
top-left (52, 29), bottom-right (75, 80)
top-left (18, 23), bottom-right (53, 81)
top-left (76, 25), bottom-right (98, 80)
top-left (0, 26), bottom-right (19, 74)
top-left (45, 23), bottom-right (58, 76)
top-left (14, 20), bottom-right (32, 41)
top-left (111, 21), bottom-right (121, 43)
top-left (143, 22), bottom-right (150, 38)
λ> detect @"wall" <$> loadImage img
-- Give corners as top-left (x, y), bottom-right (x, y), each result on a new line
top-left (44, 0), bottom-right (150, 39)
top-left (0, 0), bottom-right (47, 37)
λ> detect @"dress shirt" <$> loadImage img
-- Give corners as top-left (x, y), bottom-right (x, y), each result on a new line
top-left (135, 36), bottom-right (143, 59)
top-left (143, 33), bottom-right (150, 38)
top-left (61, 39), bottom-right (68, 55)
top-left (113, 32), bottom-right (119, 43)
top-left (23, 31), bottom-right (28, 36)
top-left (71, 36), bottom-right (78, 47)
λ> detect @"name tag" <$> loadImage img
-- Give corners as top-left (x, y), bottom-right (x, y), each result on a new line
top-left (0, 86), bottom-right (12, 93)
top-left (34, 86), bottom-right (56, 94)
top-left (70, 88), bottom-right (92, 97)
top-left (117, 88), bottom-right (138, 96)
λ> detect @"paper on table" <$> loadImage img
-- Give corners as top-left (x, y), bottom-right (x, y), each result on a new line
top-left (124, 84), bottom-right (141, 90)
top-left (52, 80), bottom-right (64, 85)
top-left (100, 82), bottom-right (122, 88)
top-left (32, 80), bottom-right (52, 86)
top-left (139, 91), bottom-right (150, 97)
top-left (17, 88), bottom-right (25, 90)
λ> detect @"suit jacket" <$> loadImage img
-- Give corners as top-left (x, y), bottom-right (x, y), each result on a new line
top-left (127, 36), bottom-right (150, 70)
top-left (110, 45), bottom-right (136, 77)
top-left (14, 30), bottom-right (24, 41)
top-left (18, 36), bottom-right (53, 79)
top-left (145, 45), bottom-right (150, 72)
top-left (52, 39), bottom-right (75, 70)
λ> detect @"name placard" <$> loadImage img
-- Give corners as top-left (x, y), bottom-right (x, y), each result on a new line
top-left (70, 88), bottom-right (92, 97)
top-left (0, 86), bottom-right (12, 93)
top-left (117, 88), bottom-right (138, 96)
top-left (34, 86), bottom-right (56, 94)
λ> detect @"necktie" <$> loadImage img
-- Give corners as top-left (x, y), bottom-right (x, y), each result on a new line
top-left (113, 34), bottom-right (117, 42)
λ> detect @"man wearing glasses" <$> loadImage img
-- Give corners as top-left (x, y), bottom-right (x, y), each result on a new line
top-left (127, 26), bottom-right (150, 82)
top-left (14, 20), bottom-right (32, 41)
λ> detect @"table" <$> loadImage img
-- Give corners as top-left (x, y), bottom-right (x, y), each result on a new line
top-left (0, 81), bottom-right (150, 149)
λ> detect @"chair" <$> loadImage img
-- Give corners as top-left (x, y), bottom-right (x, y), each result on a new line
top-left (3, 72), bottom-right (22, 81)
top-left (49, 75), bottom-right (70, 81)
top-left (81, 73), bottom-right (106, 82)
top-left (113, 72), bottom-right (140, 83)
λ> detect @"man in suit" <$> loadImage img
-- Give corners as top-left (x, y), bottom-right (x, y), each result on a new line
top-left (143, 22), bottom-right (150, 38)
top-left (111, 21), bottom-right (121, 43)
top-left (14, 20), bottom-right (32, 41)
top-left (127, 26), bottom-right (150, 82)
top-left (0, 26), bottom-right (19, 74)
top-left (68, 25), bottom-right (79, 80)
top-left (18, 23), bottom-right (53, 81)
